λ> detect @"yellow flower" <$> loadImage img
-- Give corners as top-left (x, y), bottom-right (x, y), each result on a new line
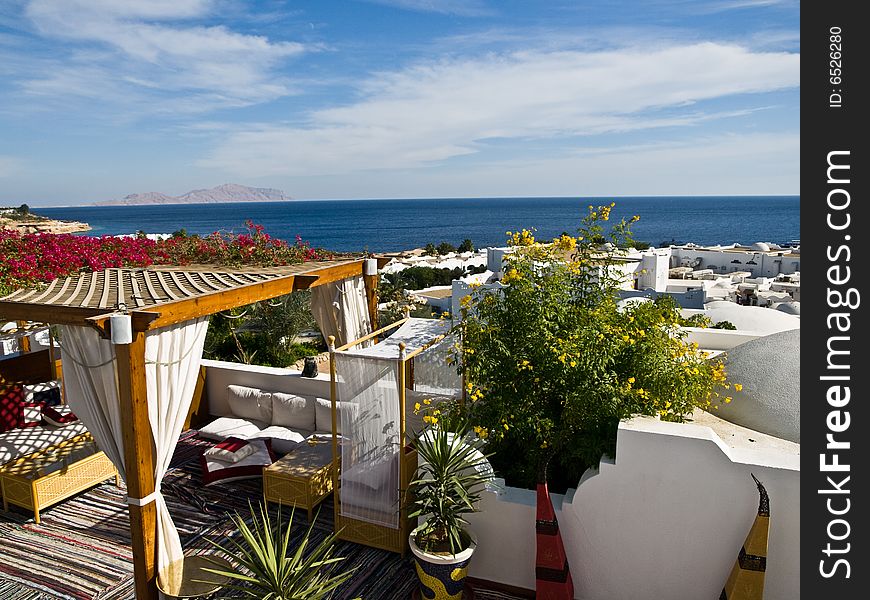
top-left (627, 377), bottom-right (635, 384)
top-left (414, 402), bottom-right (421, 413)
top-left (473, 425), bottom-right (489, 439)
top-left (569, 360), bottom-right (577, 367)
top-left (724, 397), bottom-right (733, 404)
top-left (553, 233), bottom-right (577, 251)
top-left (423, 398), bottom-right (432, 405)
top-left (734, 384), bottom-right (743, 392)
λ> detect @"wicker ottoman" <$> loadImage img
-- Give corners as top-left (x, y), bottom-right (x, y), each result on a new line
top-left (1, 433), bottom-right (119, 523)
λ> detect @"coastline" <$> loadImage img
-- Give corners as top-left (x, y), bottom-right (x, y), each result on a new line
top-left (0, 217), bottom-right (91, 235)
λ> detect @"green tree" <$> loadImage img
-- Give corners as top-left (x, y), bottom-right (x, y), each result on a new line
top-left (424, 243), bottom-right (438, 256)
top-left (436, 242), bottom-right (456, 255)
top-left (243, 292), bottom-right (315, 353)
top-left (458, 238), bottom-right (474, 253)
top-left (17, 203), bottom-right (29, 215)
top-left (459, 203), bottom-right (732, 489)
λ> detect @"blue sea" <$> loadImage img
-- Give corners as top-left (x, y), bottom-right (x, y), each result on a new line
top-left (39, 196), bottom-right (799, 253)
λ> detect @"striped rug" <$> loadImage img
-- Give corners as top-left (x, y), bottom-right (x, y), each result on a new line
top-left (1, 432), bottom-right (523, 600)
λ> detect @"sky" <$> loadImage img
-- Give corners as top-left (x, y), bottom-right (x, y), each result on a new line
top-left (0, 0), bottom-right (799, 206)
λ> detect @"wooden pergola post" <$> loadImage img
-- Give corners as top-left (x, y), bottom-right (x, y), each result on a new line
top-left (115, 329), bottom-right (159, 600)
top-left (17, 320), bottom-right (30, 352)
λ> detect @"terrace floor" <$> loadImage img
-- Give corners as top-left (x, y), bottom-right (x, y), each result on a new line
top-left (1, 431), bottom-right (525, 600)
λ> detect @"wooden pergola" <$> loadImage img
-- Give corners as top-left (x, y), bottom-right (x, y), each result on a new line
top-left (0, 257), bottom-right (386, 599)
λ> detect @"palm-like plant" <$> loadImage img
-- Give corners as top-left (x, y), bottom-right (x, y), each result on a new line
top-left (408, 422), bottom-right (493, 555)
top-left (203, 502), bottom-right (355, 600)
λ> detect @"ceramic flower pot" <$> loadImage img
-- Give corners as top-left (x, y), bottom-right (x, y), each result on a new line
top-left (409, 526), bottom-right (477, 600)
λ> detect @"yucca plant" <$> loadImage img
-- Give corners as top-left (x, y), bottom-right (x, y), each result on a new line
top-left (202, 502), bottom-right (355, 600)
top-left (408, 421), bottom-right (493, 555)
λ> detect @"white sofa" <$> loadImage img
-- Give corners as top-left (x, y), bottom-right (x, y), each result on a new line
top-left (197, 384), bottom-right (349, 454)
top-left (1, 382), bottom-right (86, 466)
top-left (0, 419), bottom-right (89, 465)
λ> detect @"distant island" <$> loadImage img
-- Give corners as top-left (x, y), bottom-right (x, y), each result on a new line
top-left (94, 183), bottom-right (292, 206)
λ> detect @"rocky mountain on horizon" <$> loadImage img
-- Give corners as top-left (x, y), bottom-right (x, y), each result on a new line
top-left (95, 183), bottom-right (292, 206)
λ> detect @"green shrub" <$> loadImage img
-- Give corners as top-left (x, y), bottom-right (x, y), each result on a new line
top-left (458, 203), bottom-right (734, 491)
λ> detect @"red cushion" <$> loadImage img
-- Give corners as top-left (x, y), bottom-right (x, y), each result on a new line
top-left (203, 437), bottom-right (256, 463)
top-left (0, 386), bottom-right (24, 433)
top-left (41, 405), bottom-right (79, 426)
top-left (200, 439), bottom-right (275, 486)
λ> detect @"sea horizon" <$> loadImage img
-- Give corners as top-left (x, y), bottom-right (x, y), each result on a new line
top-left (38, 193), bottom-right (799, 209)
top-left (39, 195), bottom-right (800, 254)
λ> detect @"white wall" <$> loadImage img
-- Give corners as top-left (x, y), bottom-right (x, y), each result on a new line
top-left (669, 247), bottom-right (800, 278)
top-left (467, 417), bottom-right (799, 599)
top-left (639, 249), bottom-right (671, 291)
top-left (681, 326), bottom-right (764, 350)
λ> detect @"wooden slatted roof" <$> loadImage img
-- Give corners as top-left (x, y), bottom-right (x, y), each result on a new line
top-left (0, 257), bottom-right (381, 331)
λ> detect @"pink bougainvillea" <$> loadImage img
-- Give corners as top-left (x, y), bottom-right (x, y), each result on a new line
top-left (0, 222), bottom-right (333, 296)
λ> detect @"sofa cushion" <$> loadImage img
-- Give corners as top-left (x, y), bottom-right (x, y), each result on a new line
top-left (23, 380), bottom-right (63, 406)
top-left (22, 402), bottom-right (45, 428)
top-left (315, 398), bottom-right (358, 435)
top-left (200, 438), bottom-right (275, 486)
top-left (1, 386), bottom-right (24, 433)
top-left (198, 417), bottom-right (267, 442)
top-left (227, 385), bottom-right (273, 424)
top-left (249, 426), bottom-right (309, 454)
top-left (0, 421), bottom-right (89, 465)
top-left (271, 392), bottom-right (316, 431)
top-left (342, 453), bottom-right (396, 492)
top-left (41, 405), bottom-right (79, 427)
top-left (203, 437), bottom-right (257, 464)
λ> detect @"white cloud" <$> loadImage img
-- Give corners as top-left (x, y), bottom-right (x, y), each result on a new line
top-left (200, 43), bottom-right (799, 177)
top-left (22, 0), bottom-right (307, 108)
top-left (361, 0), bottom-right (492, 17)
top-left (283, 132), bottom-right (799, 199)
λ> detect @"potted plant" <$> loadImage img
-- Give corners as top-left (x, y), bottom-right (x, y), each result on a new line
top-left (407, 420), bottom-right (493, 599)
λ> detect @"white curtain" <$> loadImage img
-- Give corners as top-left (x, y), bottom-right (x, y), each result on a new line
top-left (335, 353), bottom-right (401, 528)
top-left (413, 333), bottom-right (462, 397)
top-left (311, 275), bottom-right (372, 347)
top-left (145, 317), bottom-right (209, 586)
top-left (60, 317), bottom-right (209, 590)
top-left (59, 325), bottom-right (127, 479)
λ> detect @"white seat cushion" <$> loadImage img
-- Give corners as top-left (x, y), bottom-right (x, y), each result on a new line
top-left (0, 422), bottom-right (89, 465)
top-left (314, 398), bottom-right (358, 435)
top-left (342, 452), bottom-right (397, 492)
top-left (249, 426), bottom-right (310, 454)
top-left (197, 417), bottom-right (266, 442)
top-left (271, 392), bottom-right (316, 431)
top-left (200, 439), bottom-right (275, 486)
top-left (227, 385), bottom-right (273, 424)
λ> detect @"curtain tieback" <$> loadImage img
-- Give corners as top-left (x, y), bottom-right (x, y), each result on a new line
top-left (126, 485), bottom-right (161, 507)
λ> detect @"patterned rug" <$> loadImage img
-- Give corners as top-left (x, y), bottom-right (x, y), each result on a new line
top-left (1, 431), bottom-right (525, 600)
